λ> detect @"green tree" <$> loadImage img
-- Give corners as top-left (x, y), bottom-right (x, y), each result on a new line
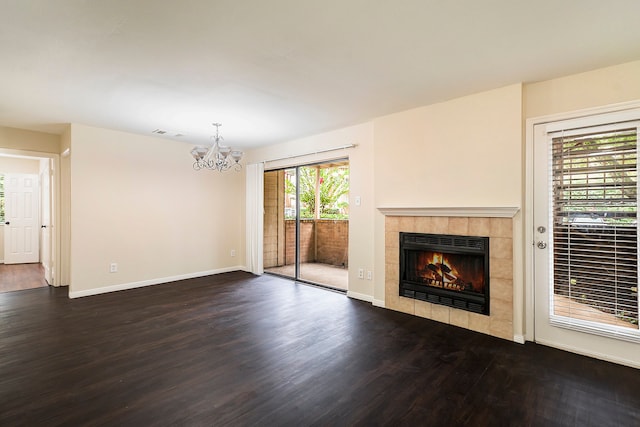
top-left (286, 166), bottom-right (349, 219)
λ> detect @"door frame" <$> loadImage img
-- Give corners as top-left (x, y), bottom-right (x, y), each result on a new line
top-left (524, 99), bottom-right (640, 344)
top-left (0, 148), bottom-right (61, 286)
top-left (262, 158), bottom-right (350, 290)
top-left (40, 159), bottom-right (53, 284)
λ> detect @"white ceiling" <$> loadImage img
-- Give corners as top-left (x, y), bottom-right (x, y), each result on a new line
top-left (1, 0), bottom-right (640, 148)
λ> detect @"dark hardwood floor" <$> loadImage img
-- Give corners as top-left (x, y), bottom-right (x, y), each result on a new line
top-left (0, 271), bottom-right (638, 426)
top-left (0, 263), bottom-right (47, 293)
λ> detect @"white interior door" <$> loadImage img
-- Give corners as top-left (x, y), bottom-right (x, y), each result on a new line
top-left (40, 161), bottom-right (52, 284)
top-left (4, 173), bottom-right (40, 264)
top-left (533, 111), bottom-right (640, 368)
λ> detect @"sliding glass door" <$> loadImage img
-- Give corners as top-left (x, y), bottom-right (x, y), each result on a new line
top-left (263, 161), bottom-right (349, 290)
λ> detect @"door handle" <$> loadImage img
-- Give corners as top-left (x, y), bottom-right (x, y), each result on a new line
top-left (537, 241), bottom-right (547, 249)
top-left (4, 221), bottom-right (9, 225)
top-left (41, 225), bottom-right (47, 229)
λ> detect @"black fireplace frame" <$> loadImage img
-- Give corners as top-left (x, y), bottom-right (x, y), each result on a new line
top-left (399, 232), bottom-right (490, 315)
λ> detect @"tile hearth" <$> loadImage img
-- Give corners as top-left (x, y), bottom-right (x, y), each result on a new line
top-left (384, 215), bottom-right (514, 340)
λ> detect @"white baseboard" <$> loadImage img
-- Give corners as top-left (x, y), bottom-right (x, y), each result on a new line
top-left (372, 299), bottom-right (385, 308)
top-left (346, 291), bottom-right (373, 303)
top-left (513, 334), bottom-right (526, 344)
top-left (68, 266), bottom-right (244, 299)
top-left (535, 338), bottom-right (640, 369)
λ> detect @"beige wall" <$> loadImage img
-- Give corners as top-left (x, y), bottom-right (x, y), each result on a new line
top-left (69, 124), bottom-right (245, 295)
top-left (373, 84), bottom-right (524, 323)
top-left (0, 156), bottom-right (40, 174)
top-left (0, 156), bottom-right (40, 261)
top-left (374, 84), bottom-right (523, 207)
top-left (525, 60), bottom-right (640, 119)
top-left (0, 126), bottom-right (60, 153)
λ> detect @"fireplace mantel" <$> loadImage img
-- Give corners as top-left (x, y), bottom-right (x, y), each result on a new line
top-left (377, 207), bottom-right (519, 218)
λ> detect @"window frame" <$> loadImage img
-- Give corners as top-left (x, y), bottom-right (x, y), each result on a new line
top-left (547, 122), bottom-right (639, 341)
top-left (525, 101), bottom-right (640, 343)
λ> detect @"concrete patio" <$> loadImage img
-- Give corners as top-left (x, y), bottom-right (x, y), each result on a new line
top-left (265, 262), bottom-right (348, 291)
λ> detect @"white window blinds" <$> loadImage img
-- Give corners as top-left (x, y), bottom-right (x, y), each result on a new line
top-left (550, 125), bottom-right (639, 340)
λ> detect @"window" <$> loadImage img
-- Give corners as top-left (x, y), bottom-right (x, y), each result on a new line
top-left (551, 124), bottom-right (639, 335)
top-left (284, 164), bottom-right (350, 220)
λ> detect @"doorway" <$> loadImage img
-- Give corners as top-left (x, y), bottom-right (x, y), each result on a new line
top-left (0, 154), bottom-right (54, 293)
top-left (263, 160), bottom-right (349, 290)
top-left (531, 107), bottom-right (640, 367)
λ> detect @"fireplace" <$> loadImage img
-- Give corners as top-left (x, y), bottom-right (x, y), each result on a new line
top-left (399, 232), bottom-right (490, 315)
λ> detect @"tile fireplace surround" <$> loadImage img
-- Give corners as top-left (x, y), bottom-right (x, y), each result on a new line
top-left (379, 207), bottom-right (518, 341)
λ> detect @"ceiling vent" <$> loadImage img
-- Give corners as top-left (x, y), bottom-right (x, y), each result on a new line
top-left (152, 129), bottom-right (184, 137)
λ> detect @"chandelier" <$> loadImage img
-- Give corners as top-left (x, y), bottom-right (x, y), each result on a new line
top-left (190, 123), bottom-right (243, 171)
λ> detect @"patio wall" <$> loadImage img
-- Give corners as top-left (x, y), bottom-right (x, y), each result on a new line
top-left (283, 220), bottom-right (349, 267)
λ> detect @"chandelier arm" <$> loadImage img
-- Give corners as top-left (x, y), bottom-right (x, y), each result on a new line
top-left (203, 143), bottom-right (215, 162)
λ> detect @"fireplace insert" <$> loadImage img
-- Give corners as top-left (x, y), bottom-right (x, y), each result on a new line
top-left (399, 232), bottom-right (490, 315)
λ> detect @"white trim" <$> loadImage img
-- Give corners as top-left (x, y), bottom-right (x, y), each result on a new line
top-left (68, 266), bottom-right (244, 298)
top-left (372, 299), bottom-right (385, 308)
top-left (526, 99), bottom-right (640, 129)
top-left (535, 338), bottom-right (640, 370)
top-left (261, 144), bottom-right (356, 164)
top-left (0, 148), bottom-right (58, 159)
top-left (513, 334), bottom-right (526, 344)
top-left (524, 116), bottom-right (537, 342)
top-left (347, 290), bottom-right (373, 303)
top-left (550, 315), bottom-right (640, 344)
top-left (376, 206), bottom-right (519, 218)
top-left (525, 99), bottom-right (640, 354)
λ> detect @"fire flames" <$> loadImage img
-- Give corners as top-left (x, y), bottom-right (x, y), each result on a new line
top-left (414, 251), bottom-right (484, 293)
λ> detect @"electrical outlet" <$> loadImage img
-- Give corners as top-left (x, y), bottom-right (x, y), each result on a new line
top-left (367, 270), bottom-right (372, 280)
top-left (358, 268), bottom-right (364, 279)
top-left (110, 263), bottom-right (118, 273)
top-left (230, 249), bottom-right (236, 257)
